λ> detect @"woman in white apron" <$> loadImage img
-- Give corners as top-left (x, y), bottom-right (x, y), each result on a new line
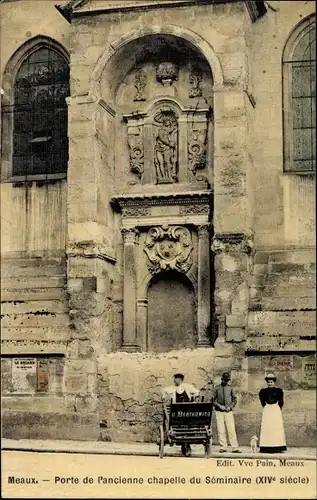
top-left (259, 373), bottom-right (287, 453)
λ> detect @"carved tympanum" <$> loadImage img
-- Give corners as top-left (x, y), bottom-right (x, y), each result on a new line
top-left (144, 225), bottom-right (193, 274)
top-left (154, 110), bottom-right (178, 184)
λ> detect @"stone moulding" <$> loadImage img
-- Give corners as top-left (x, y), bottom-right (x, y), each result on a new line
top-left (111, 191), bottom-right (211, 220)
top-left (56, 1), bottom-right (267, 24)
top-left (144, 224), bottom-right (193, 274)
top-left (211, 233), bottom-right (254, 254)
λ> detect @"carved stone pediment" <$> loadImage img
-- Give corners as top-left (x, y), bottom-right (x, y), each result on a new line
top-left (144, 224), bottom-right (193, 274)
top-left (57, 0), bottom-right (266, 23)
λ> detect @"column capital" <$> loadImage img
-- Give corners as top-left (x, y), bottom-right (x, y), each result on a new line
top-left (211, 232), bottom-right (254, 254)
top-left (121, 227), bottom-right (140, 244)
top-left (197, 224), bottom-right (210, 239)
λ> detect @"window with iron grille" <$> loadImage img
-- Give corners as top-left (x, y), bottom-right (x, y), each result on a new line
top-left (3, 46), bottom-right (69, 181)
top-left (283, 16), bottom-right (316, 173)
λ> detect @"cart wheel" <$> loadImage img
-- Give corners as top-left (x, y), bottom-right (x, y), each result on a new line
top-left (182, 444), bottom-right (192, 457)
top-left (204, 440), bottom-right (211, 458)
top-left (159, 425), bottom-right (165, 458)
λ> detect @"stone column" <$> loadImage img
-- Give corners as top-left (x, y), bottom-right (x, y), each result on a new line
top-left (137, 297), bottom-right (148, 352)
top-left (122, 228), bottom-right (140, 351)
top-left (197, 224), bottom-right (211, 346)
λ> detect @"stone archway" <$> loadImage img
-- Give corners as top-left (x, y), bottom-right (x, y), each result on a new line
top-left (147, 270), bottom-right (196, 353)
top-left (89, 24), bottom-right (224, 101)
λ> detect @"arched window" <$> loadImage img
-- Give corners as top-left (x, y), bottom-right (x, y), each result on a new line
top-left (283, 16), bottom-right (316, 173)
top-left (1, 39), bottom-right (69, 181)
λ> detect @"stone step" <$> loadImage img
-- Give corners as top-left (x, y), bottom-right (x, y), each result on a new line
top-left (1, 277), bottom-right (66, 290)
top-left (1, 327), bottom-right (70, 341)
top-left (1, 313), bottom-right (70, 328)
top-left (1, 300), bottom-right (68, 315)
top-left (0, 289), bottom-right (68, 302)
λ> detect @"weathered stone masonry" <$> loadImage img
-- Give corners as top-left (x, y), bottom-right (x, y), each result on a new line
top-left (1, 0), bottom-right (316, 445)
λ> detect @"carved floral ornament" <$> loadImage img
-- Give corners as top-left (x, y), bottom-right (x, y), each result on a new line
top-left (134, 69), bottom-right (147, 102)
top-left (126, 125), bottom-right (144, 178)
top-left (144, 224), bottom-right (193, 274)
top-left (188, 124), bottom-right (208, 174)
top-left (189, 66), bottom-right (203, 98)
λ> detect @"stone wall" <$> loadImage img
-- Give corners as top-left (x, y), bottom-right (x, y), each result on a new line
top-left (247, 0), bottom-right (315, 248)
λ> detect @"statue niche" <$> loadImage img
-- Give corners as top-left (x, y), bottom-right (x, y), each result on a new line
top-left (154, 109), bottom-right (178, 184)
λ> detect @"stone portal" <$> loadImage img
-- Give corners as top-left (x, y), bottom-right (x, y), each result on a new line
top-left (147, 270), bottom-right (196, 353)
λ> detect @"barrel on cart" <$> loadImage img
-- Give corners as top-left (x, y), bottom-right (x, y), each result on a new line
top-left (158, 401), bottom-right (213, 458)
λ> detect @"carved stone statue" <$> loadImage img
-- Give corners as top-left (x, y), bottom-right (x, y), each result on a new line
top-left (154, 110), bottom-right (178, 184)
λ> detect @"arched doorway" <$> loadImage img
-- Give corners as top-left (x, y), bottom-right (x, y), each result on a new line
top-left (147, 270), bottom-right (196, 353)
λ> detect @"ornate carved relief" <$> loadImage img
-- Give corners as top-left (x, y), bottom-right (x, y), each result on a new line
top-left (154, 110), bottom-right (178, 184)
top-left (122, 206), bottom-right (151, 217)
top-left (156, 62), bottom-right (179, 85)
top-left (144, 225), bottom-right (193, 274)
top-left (189, 67), bottom-right (203, 98)
top-left (127, 125), bottom-right (144, 178)
top-left (211, 233), bottom-right (254, 255)
top-left (179, 204), bottom-right (209, 215)
top-left (134, 70), bottom-right (147, 102)
top-left (188, 124), bottom-right (208, 174)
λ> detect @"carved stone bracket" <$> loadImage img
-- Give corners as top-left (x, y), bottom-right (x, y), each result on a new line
top-left (211, 233), bottom-right (254, 255)
top-left (144, 224), bottom-right (193, 274)
top-left (66, 240), bottom-right (116, 263)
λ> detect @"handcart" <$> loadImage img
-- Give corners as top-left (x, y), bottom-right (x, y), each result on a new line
top-left (158, 401), bottom-right (213, 458)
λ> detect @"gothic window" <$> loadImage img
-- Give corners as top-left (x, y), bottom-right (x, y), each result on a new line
top-left (3, 43), bottom-right (70, 181)
top-left (283, 16), bottom-right (316, 173)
